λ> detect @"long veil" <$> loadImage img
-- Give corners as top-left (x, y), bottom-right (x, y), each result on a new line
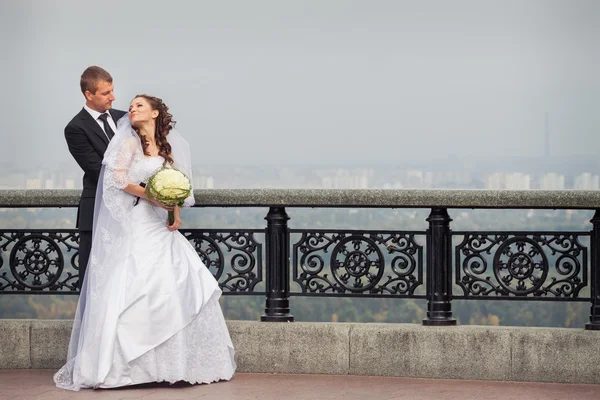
top-left (54, 116), bottom-right (194, 390)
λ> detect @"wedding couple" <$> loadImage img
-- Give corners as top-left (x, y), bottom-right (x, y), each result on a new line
top-left (54, 66), bottom-right (236, 391)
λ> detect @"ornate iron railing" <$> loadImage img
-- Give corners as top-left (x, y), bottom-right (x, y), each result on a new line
top-left (0, 230), bottom-right (80, 293)
top-left (454, 232), bottom-right (589, 300)
top-left (1, 189), bottom-right (600, 329)
top-left (291, 229), bottom-right (425, 297)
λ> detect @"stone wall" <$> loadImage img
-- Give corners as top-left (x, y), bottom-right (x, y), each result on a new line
top-left (1, 320), bottom-right (599, 384)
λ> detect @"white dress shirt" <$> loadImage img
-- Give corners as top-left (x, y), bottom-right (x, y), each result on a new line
top-left (84, 104), bottom-right (118, 140)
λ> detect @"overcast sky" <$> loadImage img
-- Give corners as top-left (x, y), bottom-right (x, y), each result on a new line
top-left (1, 0), bottom-right (598, 169)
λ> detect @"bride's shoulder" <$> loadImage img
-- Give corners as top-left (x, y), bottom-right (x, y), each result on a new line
top-left (118, 137), bottom-right (141, 153)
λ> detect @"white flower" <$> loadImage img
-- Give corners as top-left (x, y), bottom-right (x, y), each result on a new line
top-left (147, 167), bottom-right (191, 204)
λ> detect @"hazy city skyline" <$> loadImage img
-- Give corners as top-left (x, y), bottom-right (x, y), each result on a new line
top-left (3, 161), bottom-right (599, 191)
top-left (1, 0), bottom-right (598, 177)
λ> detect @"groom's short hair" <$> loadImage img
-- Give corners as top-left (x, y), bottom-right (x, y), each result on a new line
top-left (80, 66), bottom-right (113, 95)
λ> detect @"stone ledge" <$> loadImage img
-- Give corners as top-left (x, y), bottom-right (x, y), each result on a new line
top-left (30, 320), bottom-right (72, 369)
top-left (349, 324), bottom-right (513, 381)
top-left (1, 189), bottom-right (600, 209)
top-left (230, 320), bottom-right (349, 374)
top-left (510, 326), bottom-right (600, 384)
top-left (0, 320), bottom-right (30, 369)
top-left (1, 320), bottom-right (599, 384)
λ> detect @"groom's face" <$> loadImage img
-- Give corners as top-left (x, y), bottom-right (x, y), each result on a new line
top-left (85, 80), bottom-right (115, 113)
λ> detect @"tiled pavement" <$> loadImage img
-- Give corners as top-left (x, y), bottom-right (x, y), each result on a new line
top-left (0, 370), bottom-right (597, 400)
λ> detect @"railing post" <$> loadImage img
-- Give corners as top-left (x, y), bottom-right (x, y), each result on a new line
top-left (261, 207), bottom-right (294, 322)
top-left (586, 210), bottom-right (600, 330)
top-left (423, 207), bottom-right (456, 326)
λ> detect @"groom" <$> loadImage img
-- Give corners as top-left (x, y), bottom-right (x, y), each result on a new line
top-left (65, 66), bottom-right (127, 289)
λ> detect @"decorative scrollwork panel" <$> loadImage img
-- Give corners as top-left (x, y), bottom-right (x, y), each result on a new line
top-left (292, 230), bottom-right (424, 296)
top-left (0, 230), bottom-right (80, 292)
top-left (455, 232), bottom-right (589, 299)
top-left (182, 229), bottom-right (263, 293)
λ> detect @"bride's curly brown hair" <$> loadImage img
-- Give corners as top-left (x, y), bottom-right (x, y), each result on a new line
top-left (132, 94), bottom-right (175, 166)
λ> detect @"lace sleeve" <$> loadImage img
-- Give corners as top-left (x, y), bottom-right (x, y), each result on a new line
top-left (104, 137), bottom-right (138, 189)
top-left (101, 137), bottom-right (139, 222)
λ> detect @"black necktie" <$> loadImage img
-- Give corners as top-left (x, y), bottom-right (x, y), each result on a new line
top-left (98, 113), bottom-right (115, 140)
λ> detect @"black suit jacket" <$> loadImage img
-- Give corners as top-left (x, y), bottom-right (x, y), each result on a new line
top-left (65, 108), bottom-right (127, 231)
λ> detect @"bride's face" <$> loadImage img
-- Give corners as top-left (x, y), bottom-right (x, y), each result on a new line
top-left (129, 97), bottom-right (159, 127)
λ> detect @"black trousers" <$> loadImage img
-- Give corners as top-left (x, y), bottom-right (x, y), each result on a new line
top-left (78, 230), bottom-right (92, 289)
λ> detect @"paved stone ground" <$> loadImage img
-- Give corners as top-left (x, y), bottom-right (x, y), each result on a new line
top-left (0, 370), bottom-right (597, 400)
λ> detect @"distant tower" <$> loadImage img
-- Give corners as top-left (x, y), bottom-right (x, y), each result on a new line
top-left (544, 112), bottom-right (550, 158)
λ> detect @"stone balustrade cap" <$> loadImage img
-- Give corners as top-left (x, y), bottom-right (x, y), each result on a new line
top-left (1, 189), bottom-right (600, 209)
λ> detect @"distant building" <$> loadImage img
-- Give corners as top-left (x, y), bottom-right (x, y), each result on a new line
top-left (404, 170), bottom-right (423, 188)
top-left (485, 172), bottom-right (531, 190)
top-left (505, 173), bottom-right (531, 190)
top-left (26, 178), bottom-right (42, 189)
top-left (321, 169), bottom-right (369, 189)
top-left (574, 173), bottom-right (600, 190)
top-left (486, 173), bottom-right (505, 190)
top-left (539, 173), bottom-right (565, 190)
top-left (194, 176), bottom-right (215, 189)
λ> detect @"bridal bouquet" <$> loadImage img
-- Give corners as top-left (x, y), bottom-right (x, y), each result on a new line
top-left (146, 167), bottom-right (192, 225)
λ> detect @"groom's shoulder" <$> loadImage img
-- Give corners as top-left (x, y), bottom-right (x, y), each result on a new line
top-left (110, 108), bottom-right (127, 119)
top-left (65, 108), bottom-right (87, 129)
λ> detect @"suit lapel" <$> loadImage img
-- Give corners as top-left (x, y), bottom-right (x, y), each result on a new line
top-left (78, 108), bottom-right (110, 146)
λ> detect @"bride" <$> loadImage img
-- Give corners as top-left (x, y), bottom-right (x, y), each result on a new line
top-left (54, 95), bottom-right (236, 391)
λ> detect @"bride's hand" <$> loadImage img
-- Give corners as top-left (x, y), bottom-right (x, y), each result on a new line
top-left (144, 186), bottom-right (174, 210)
top-left (167, 205), bottom-right (182, 231)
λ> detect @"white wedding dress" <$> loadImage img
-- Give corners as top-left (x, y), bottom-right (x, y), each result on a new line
top-left (54, 120), bottom-right (236, 391)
